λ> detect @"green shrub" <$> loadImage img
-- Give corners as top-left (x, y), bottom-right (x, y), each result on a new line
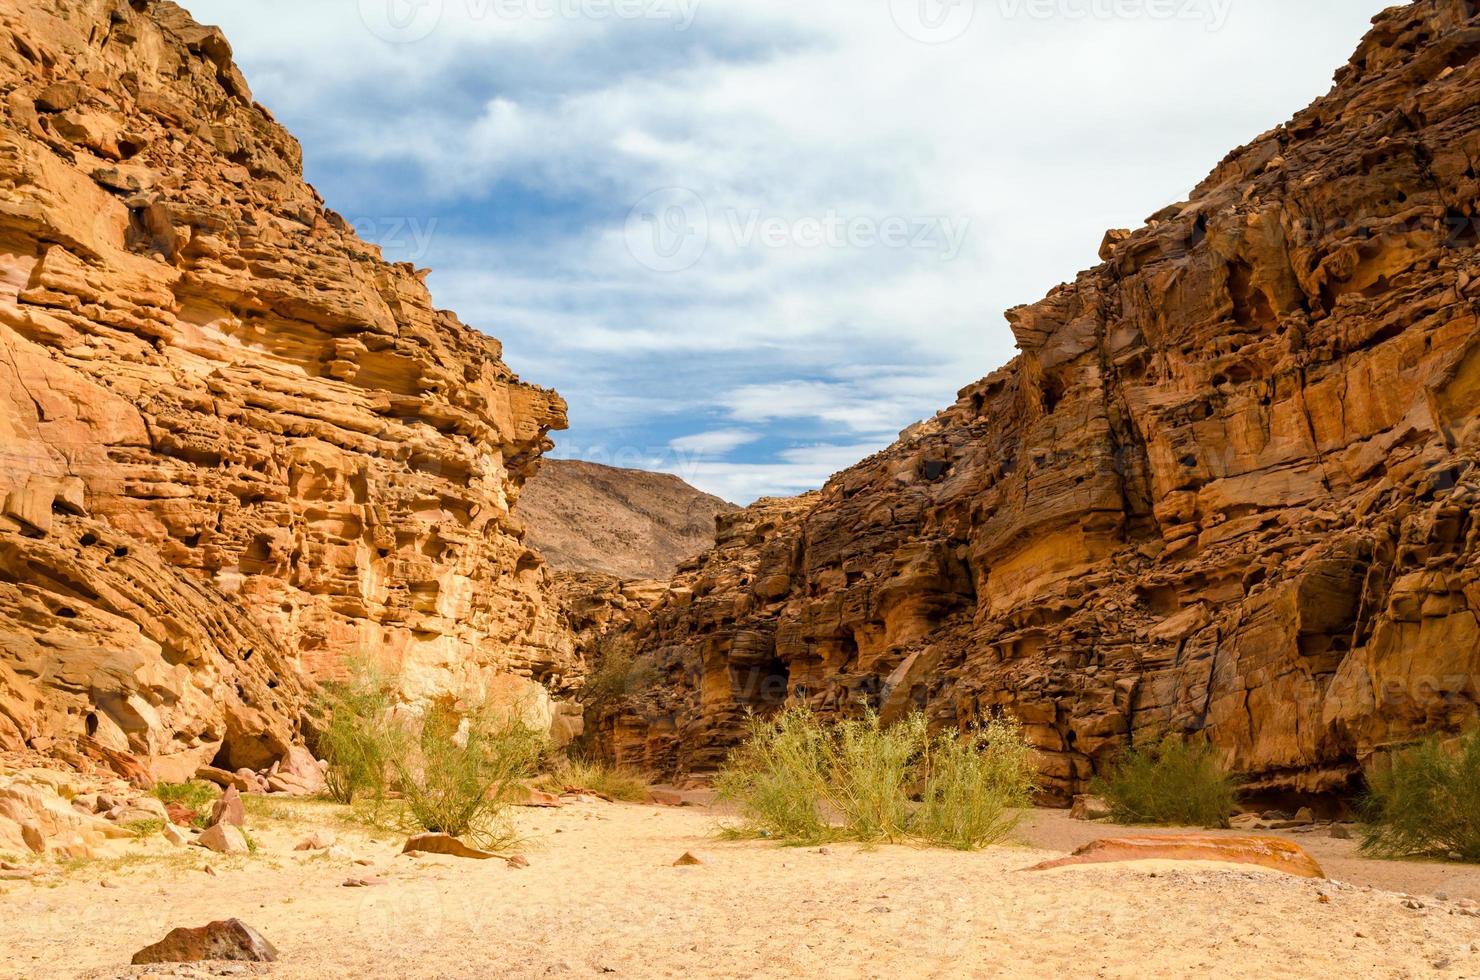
top-left (826, 712), bottom-right (926, 843)
top-left (716, 707), bottom-right (835, 845)
top-left (149, 781), bottom-right (218, 812)
top-left (317, 661), bottom-right (404, 805)
top-left (1092, 735), bottom-right (1237, 828)
top-left (543, 757), bottom-right (651, 803)
top-left (580, 645), bottom-right (660, 712)
top-left (716, 707), bottom-right (1039, 848)
top-left (914, 718), bottom-right (1038, 850)
top-left (391, 700), bottom-right (547, 849)
top-left (122, 818), bottom-right (166, 840)
top-left (1361, 730), bottom-right (1480, 862)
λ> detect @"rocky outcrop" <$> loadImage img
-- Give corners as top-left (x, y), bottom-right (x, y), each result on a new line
top-left (0, 1), bottom-right (571, 780)
top-left (586, 0), bottom-right (1480, 802)
top-left (521, 459), bottom-right (737, 580)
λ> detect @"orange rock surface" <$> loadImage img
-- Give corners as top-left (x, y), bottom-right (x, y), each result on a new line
top-left (1026, 835), bottom-right (1326, 880)
top-left (0, 0), bottom-right (573, 780)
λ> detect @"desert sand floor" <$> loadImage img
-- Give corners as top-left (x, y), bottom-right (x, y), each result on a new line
top-left (4, 797), bottom-right (1480, 979)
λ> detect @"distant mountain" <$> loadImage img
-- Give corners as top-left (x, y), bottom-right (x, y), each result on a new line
top-left (520, 460), bottom-right (737, 580)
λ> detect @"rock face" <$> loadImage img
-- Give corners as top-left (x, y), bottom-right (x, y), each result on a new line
top-left (521, 459), bottom-right (737, 580)
top-left (0, 1), bottom-right (572, 780)
top-left (586, 0), bottom-right (1480, 802)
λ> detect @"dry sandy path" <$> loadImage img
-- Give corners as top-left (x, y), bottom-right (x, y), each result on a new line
top-left (3, 800), bottom-right (1479, 979)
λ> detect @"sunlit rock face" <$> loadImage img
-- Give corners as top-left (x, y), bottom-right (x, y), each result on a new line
top-left (0, 0), bottom-right (574, 779)
top-left (585, 0), bottom-right (1480, 803)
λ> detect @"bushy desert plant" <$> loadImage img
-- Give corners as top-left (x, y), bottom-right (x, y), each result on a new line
top-left (1092, 735), bottom-right (1237, 828)
top-left (316, 661), bottom-right (404, 805)
top-left (914, 718), bottom-right (1038, 850)
top-left (716, 707), bottom-right (1039, 848)
top-left (1361, 730), bottom-right (1480, 862)
top-left (716, 706), bottom-right (835, 844)
top-left (825, 712), bottom-right (927, 843)
top-left (580, 645), bottom-right (660, 712)
top-left (391, 700), bottom-right (548, 848)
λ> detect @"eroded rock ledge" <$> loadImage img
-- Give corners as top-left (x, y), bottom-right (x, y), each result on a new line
top-left (0, 0), bottom-right (573, 780)
top-left (584, 0), bottom-right (1480, 803)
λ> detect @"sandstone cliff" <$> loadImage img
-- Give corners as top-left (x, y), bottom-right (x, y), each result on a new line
top-left (521, 459), bottom-right (736, 580)
top-left (586, 0), bottom-right (1480, 803)
top-left (0, 0), bottom-right (573, 781)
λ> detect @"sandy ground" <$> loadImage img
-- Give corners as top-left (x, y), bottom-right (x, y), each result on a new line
top-left (3, 799), bottom-right (1480, 979)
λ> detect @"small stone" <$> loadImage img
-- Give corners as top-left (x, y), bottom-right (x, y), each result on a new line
top-left (342, 876), bottom-right (387, 888)
top-left (162, 824), bottom-right (188, 847)
top-left (1328, 824), bottom-right (1353, 840)
top-left (817, 847), bottom-right (832, 856)
top-left (673, 852), bottom-right (704, 867)
top-left (507, 854), bottom-right (530, 869)
top-left (293, 832), bottom-right (335, 851)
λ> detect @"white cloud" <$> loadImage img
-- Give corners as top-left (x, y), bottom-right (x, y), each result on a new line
top-left (669, 428), bottom-right (761, 457)
top-left (187, 0), bottom-right (1396, 502)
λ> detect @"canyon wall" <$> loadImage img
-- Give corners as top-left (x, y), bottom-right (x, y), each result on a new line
top-left (587, 0), bottom-right (1480, 802)
top-left (0, 0), bottom-right (575, 781)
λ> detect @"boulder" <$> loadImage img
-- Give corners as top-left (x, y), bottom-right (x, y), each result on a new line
top-left (131, 919), bottom-right (277, 964)
top-left (195, 823), bottom-right (248, 855)
top-left (1069, 795), bottom-right (1112, 821)
top-left (208, 787), bottom-right (245, 828)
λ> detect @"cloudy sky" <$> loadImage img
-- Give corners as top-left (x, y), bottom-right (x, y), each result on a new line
top-left (185, 0), bottom-right (1394, 502)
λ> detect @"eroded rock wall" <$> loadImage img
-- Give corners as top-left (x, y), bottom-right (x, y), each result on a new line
top-left (587, 0), bottom-right (1480, 802)
top-left (0, 0), bottom-right (573, 780)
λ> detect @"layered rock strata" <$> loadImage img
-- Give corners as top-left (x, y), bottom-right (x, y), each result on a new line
top-left (0, 0), bottom-right (572, 780)
top-left (586, 0), bottom-right (1480, 802)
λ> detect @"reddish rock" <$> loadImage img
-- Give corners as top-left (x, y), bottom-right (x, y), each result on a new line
top-left (195, 823), bottom-right (248, 855)
top-left (208, 787), bottom-right (244, 828)
top-left (164, 803), bottom-right (199, 828)
top-left (196, 767), bottom-right (255, 794)
top-left (401, 833), bottom-right (499, 860)
top-left (294, 832), bottom-right (335, 851)
top-left (130, 919), bottom-right (278, 964)
top-left (1026, 836), bottom-right (1326, 880)
top-left (673, 851), bottom-right (705, 867)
